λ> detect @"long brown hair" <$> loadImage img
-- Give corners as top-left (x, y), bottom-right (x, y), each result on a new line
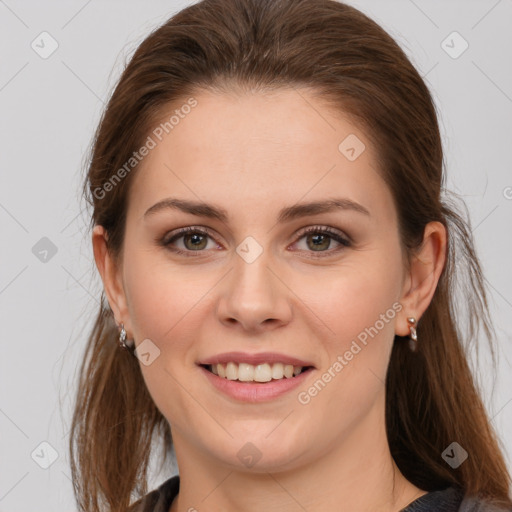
top-left (69, 0), bottom-right (512, 510)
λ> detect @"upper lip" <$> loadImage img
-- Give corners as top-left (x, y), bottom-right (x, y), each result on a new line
top-left (198, 351), bottom-right (315, 367)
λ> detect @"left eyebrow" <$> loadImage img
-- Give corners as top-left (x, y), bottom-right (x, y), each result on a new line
top-left (143, 197), bottom-right (371, 223)
top-left (277, 197), bottom-right (371, 222)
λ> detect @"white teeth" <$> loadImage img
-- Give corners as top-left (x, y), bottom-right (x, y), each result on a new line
top-left (238, 363), bottom-right (254, 382)
top-left (208, 362), bottom-right (307, 382)
top-left (283, 364), bottom-right (294, 378)
top-left (226, 362), bottom-right (238, 380)
top-left (271, 363), bottom-right (284, 379)
top-left (254, 363), bottom-right (272, 382)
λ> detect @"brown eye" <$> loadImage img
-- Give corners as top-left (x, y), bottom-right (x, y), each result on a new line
top-left (305, 232), bottom-right (331, 251)
top-left (160, 225), bottom-right (350, 258)
top-left (182, 232), bottom-right (208, 250)
top-left (161, 226), bottom-right (218, 256)
top-left (293, 226), bottom-right (351, 257)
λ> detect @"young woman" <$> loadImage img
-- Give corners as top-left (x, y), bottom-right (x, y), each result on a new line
top-left (69, 0), bottom-right (512, 511)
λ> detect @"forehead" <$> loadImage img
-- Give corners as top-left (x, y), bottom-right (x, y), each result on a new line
top-left (127, 88), bottom-right (394, 225)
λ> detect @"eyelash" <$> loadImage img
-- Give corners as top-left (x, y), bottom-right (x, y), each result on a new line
top-left (160, 225), bottom-right (351, 259)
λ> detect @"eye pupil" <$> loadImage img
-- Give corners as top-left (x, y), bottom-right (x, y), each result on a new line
top-left (308, 233), bottom-right (330, 251)
top-left (185, 233), bottom-right (207, 250)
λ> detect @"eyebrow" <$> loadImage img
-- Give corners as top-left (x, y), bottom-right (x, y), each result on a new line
top-left (143, 197), bottom-right (370, 223)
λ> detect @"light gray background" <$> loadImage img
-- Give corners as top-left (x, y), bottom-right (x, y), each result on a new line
top-left (1, 0), bottom-right (511, 510)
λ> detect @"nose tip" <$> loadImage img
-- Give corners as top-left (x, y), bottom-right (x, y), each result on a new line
top-left (215, 256), bottom-right (293, 333)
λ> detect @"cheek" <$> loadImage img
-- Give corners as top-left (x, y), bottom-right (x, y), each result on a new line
top-left (298, 253), bottom-right (403, 347)
top-left (298, 245), bottom-right (404, 398)
top-left (292, 264), bottom-right (402, 437)
top-left (121, 248), bottom-right (219, 414)
top-left (123, 247), bottom-right (204, 343)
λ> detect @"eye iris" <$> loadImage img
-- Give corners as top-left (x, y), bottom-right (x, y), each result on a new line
top-left (308, 233), bottom-right (330, 251)
top-left (184, 232), bottom-right (207, 250)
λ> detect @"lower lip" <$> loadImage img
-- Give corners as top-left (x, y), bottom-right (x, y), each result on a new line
top-left (199, 365), bottom-right (314, 402)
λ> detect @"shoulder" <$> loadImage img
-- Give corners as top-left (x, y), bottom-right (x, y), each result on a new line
top-left (402, 486), bottom-right (512, 512)
top-left (127, 475), bottom-right (180, 512)
top-left (459, 493), bottom-right (512, 512)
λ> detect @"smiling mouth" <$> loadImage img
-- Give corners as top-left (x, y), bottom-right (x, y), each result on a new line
top-left (201, 362), bottom-right (314, 383)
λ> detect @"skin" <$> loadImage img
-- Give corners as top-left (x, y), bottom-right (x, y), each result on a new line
top-left (93, 88), bottom-right (447, 512)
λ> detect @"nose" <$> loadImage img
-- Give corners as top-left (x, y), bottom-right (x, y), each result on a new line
top-left (215, 247), bottom-right (293, 333)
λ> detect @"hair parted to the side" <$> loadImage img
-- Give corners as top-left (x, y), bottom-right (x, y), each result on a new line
top-left (70, 0), bottom-right (512, 510)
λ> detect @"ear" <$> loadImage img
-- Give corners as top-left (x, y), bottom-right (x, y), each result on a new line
top-left (395, 221), bottom-right (447, 336)
top-left (92, 225), bottom-right (130, 334)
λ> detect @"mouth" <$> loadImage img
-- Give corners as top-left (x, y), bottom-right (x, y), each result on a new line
top-left (200, 362), bottom-right (315, 383)
top-left (197, 353), bottom-right (315, 402)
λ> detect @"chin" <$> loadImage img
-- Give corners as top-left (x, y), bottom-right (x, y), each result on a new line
top-left (203, 431), bottom-right (310, 473)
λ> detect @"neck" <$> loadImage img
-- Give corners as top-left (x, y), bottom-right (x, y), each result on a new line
top-left (169, 397), bottom-right (426, 512)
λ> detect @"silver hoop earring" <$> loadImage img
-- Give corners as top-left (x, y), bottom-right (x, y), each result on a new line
top-left (407, 317), bottom-right (418, 352)
top-left (118, 323), bottom-right (130, 350)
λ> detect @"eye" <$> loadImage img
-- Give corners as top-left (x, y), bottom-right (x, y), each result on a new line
top-left (160, 226), bottom-right (219, 256)
top-left (160, 225), bottom-right (351, 258)
top-left (291, 226), bottom-right (351, 257)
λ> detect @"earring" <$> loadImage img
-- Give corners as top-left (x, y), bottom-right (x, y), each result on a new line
top-left (118, 322), bottom-right (130, 350)
top-left (407, 317), bottom-right (418, 352)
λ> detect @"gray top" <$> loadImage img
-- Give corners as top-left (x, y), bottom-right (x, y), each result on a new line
top-left (127, 475), bottom-right (512, 512)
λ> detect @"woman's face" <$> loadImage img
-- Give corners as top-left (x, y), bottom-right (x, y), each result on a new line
top-left (102, 88), bottom-right (411, 472)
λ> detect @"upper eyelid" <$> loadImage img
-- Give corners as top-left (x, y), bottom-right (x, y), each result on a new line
top-left (163, 226), bottom-right (217, 243)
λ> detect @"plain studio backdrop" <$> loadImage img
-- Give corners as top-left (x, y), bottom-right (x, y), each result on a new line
top-left (0, 0), bottom-right (511, 510)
